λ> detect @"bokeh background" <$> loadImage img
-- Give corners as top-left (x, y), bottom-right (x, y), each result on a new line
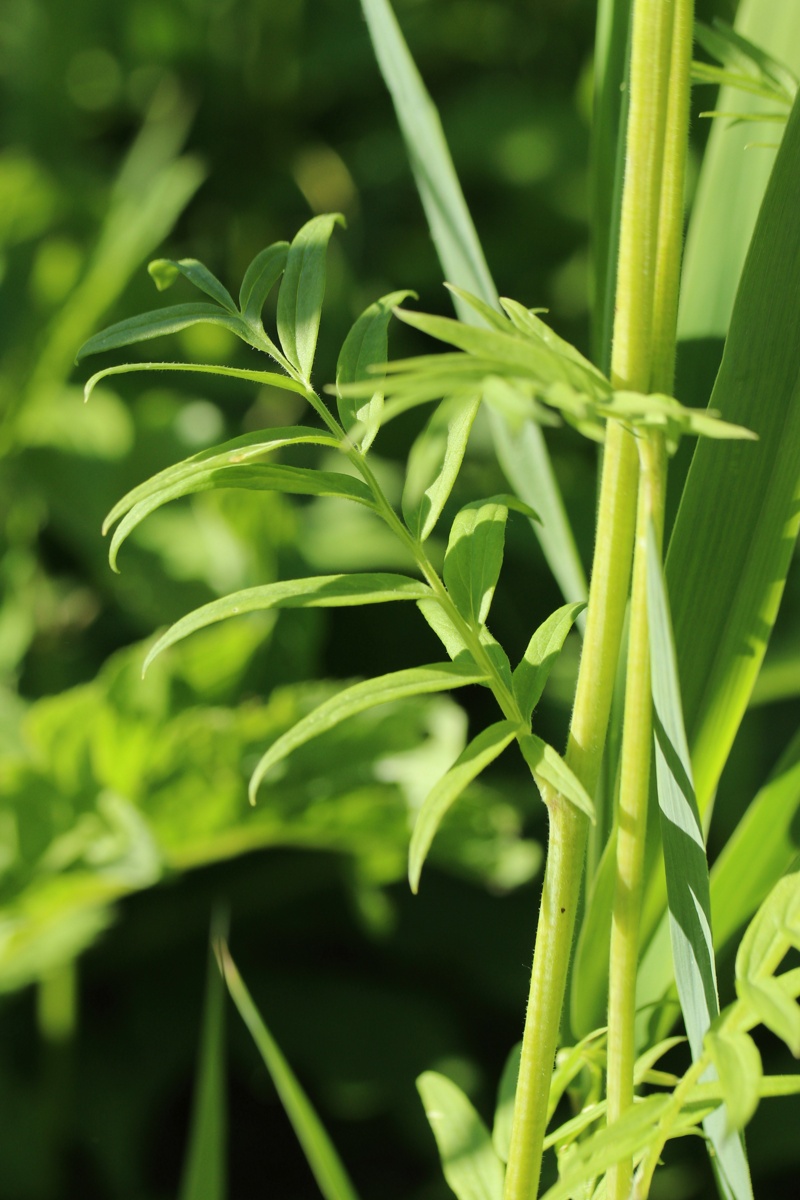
top-left (2, 1), bottom-right (797, 1197)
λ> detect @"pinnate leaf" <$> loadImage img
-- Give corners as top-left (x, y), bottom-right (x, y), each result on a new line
top-left (737, 977), bottom-right (800, 1057)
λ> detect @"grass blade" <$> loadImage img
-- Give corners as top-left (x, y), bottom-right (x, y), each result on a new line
top-left (417, 1071), bottom-right (504, 1200)
top-left (359, 0), bottom-right (586, 611)
top-left (179, 935), bottom-right (227, 1200)
top-left (217, 941), bottom-right (361, 1200)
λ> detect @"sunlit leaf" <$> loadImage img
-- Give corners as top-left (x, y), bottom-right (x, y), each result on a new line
top-left (443, 500), bottom-right (511, 627)
top-left (75, 303), bottom-right (250, 361)
top-left (83, 360), bottom-right (308, 407)
top-left (148, 256), bottom-right (238, 312)
top-left (276, 213), bottom-right (345, 382)
top-left (706, 1030), bottom-right (763, 1132)
top-left (402, 395), bottom-right (480, 541)
top-left (336, 289), bottom-right (415, 451)
top-left (737, 977), bottom-right (800, 1057)
top-left (238, 242), bottom-right (290, 323)
top-left (735, 872), bottom-right (800, 982)
top-left (417, 1071), bottom-right (504, 1200)
top-left (513, 602), bottom-right (586, 723)
top-left (518, 734), bottom-right (595, 822)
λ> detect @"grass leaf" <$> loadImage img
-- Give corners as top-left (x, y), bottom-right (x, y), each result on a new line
top-left (276, 213), bottom-right (345, 382)
top-left (417, 1071), bottom-right (504, 1200)
top-left (217, 941), bottom-right (361, 1200)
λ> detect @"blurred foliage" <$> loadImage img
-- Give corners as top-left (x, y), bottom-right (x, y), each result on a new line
top-left (0, 0), bottom-right (796, 1198)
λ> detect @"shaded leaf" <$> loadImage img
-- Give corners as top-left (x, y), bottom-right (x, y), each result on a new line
top-left (513, 602), bottom-right (586, 722)
top-left (336, 289), bottom-right (416, 451)
top-left (276, 213), bottom-right (345, 381)
top-left (148, 257), bottom-right (238, 312)
top-left (179, 932), bottom-right (227, 1200)
top-left (238, 242), bottom-right (290, 323)
top-left (518, 734), bottom-right (595, 822)
top-left (417, 1071), bottom-right (504, 1200)
top-left (402, 395), bottom-right (480, 541)
top-left (83, 360), bottom-right (308, 407)
top-left (76, 303), bottom-right (250, 361)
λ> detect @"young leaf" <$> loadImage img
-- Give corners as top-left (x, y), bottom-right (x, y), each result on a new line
top-left (335, 289), bottom-right (415, 451)
top-left (179, 936), bottom-right (226, 1200)
top-left (276, 212), bottom-right (345, 382)
top-left (408, 720), bottom-right (516, 893)
top-left (144, 574), bottom-right (433, 673)
top-left (512, 602), bottom-right (586, 723)
top-left (706, 1030), bottom-right (763, 1132)
top-left (107, 465), bottom-right (375, 571)
top-left (517, 734), bottom-right (595, 822)
top-left (238, 241), bottom-right (290, 323)
top-left (249, 661), bottom-right (488, 803)
top-left (735, 872), bottom-right (800, 982)
top-left (217, 942), bottom-right (361, 1200)
top-left (402, 395), bottom-right (480, 541)
top-left (737, 978), bottom-right (800, 1056)
top-left (443, 499), bottom-right (511, 627)
top-left (417, 1071), bottom-right (504, 1200)
top-left (75, 303), bottom-right (250, 361)
top-left (148, 257), bottom-right (238, 312)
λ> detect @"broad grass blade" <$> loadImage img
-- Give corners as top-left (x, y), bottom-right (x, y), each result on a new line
top-left (417, 1071), bottom-right (504, 1200)
top-left (144, 573), bottom-right (433, 672)
top-left (217, 942), bottom-right (361, 1200)
top-left (646, 523), bottom-right (753, 1200)
top-left (359, 0), bottom-right (586, 611)
top-left (179, 936), bottom-right (227, 1200)
top-left (276, 213), bottom-right (345, 383)
top-left (249, 662), bottom-right (488, 802)
top-left (409, 720), bottom-right (516, 893)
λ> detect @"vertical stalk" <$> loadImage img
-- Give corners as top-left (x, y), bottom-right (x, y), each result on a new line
top-left (606, 4), bottom-right (692, 1199)
top-left (504, 3), bottom-right (693, 1198)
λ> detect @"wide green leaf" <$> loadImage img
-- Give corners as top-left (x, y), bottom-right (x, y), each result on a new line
top-left (179, 935), bottom-right (227, 1200)
top-left (218, 942), bottom-right (361, 1200)
top-left (408, 720), bottom-right (516, 893)
top-left (402, 395), bottom-right (480, 541)
top-left (518, 734), bottom-right (595, 822)
top-left (417, 1071), bottom-right (504, 1200)
top-left (512, 602), bottom-right (586, 723)
top-left (144, 574), bottom-right (433, 672)
top-left (276, 213), bottom-right (345, 382)
top-left (249, 661), bottom-right (488, 802)
top-left (336, 289), bottom-right (415, 451)
top-left (238, 241), bottom-right (290, 323)
top-left (148, 256), bottom-right (238, 312)
top-left (359, 0), bottom-right (587, 613)
top-left (443, 500), bottom-right (510, 628)
top-left (706, 1030), bottom-right (763, 1133)
top-left (75, 303), bottom-right (251, 361)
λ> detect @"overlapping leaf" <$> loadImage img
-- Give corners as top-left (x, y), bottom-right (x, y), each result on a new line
top-left (336, 289), bottom-right (415, 451)
top-left (276, 213), bottom-right (345, 382)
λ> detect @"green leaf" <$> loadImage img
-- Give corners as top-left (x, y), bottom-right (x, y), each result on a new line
top-left (737, 977), bottom-right (800, 1057)
top-left (218, 942), bottom-right (361, 1200)
top-left (107, 464), bottom-right (375, 572)
top-left (276, 213), bottom-right (345, 382)
top-left (417, 1071), bottom-right (504, 1200)
top-left (75, 303), bottom-right (251, 361)
top-left (694, 20), bottom-right (797, 106)
top-left (706, 1030), bottom-right (763, 1132)
top-left (336, 290), bottom-right (415, 451)
top-left (402, 395), bottom-right (480, 541)
top-left (179, 934), bottom-right (227, 1200)
top-left (144, 574), bottom-right (433, 673)
top-left (238, 242), bottom-right (290, 323)
top-left (492, 1043), bottom-right (520, 1163)
top-left (249, 662), bottom-right (488, 803)
top-left (443, 500), bottom-right (510, 627)
top-left (83, 360), bottom-right (308, 406)
top-left (359, 0), bottom-right (586, 615)
top-left (512, 602), bottom-right (586, 723)
top-left (736, 872), bottom-right (800, 982)
top-left (517, 734), bottom-right (595, 822)
top-left (645, 522), bottom-right (752, 1200)
top-left (409, 720), bottom-right (516, 893)
top-left (148, 257), bottom-right (238, 312)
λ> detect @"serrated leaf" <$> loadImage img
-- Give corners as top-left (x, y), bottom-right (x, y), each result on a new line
top-left (706, 1030), bottom-right (763, 1131)
top-left (76, 303), bottom-right (251, 361)
top-left (409, 720), bottom-right (516, 893)
top-left (145, 573), bottom-right (432, 672)
top-left (276, 213), bottom-right (345, 381)
top-left (218, 942), bottom-right (361, 1200)
top-left (736, 873), bottom-right (800, 982)
top-left (443, 500), bottom-right (510, 627)
top-left (518, 734), bottom-right (595, 822)
top-left (108, 464), bottom-right (375, 571)
top-left (737, 978), bottom-right (800, 1057)
top-left (336, 289), bottom-right (415, 450)
top-left (238, 241), bottom-right (290, 322)
top-left (148, 257), bottom-right (238, 312)
top-left (417, 1071), bottom-right (504, 1200)
top-left (402, 395), bottom-right (480, 541)
top-left (513, 602), bottom-right (586, 722)
top-left (249, 662), bottom-right (488, 802)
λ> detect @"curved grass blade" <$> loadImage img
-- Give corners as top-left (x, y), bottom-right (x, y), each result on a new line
top-left (75, 303), bottom-right (251, 362)
top-left (249, 661), bottom-right (488, 803)
top-left (179, 933), bottom-right (227, 1200)
top-left (276, 213), bottom-right (345, 383)
top-left (108, 465), bottom-right (375, 571)
top-left (83, 361), bottom-right (308, 406)
top-left (238, 242), bottom-right (290, 323)
top-left (646, 522), bottom-right (753, 1200)
top-left (512, 602), bottom-right (586, 723)
top-left (144, 573), bottom-right (433, 673)
top-left (216, 941), bottom-right (361, 1200)
top-left (401, 395), bottom-right (480, 541)
top-left (408, 720), bottom-right (516, 893)
top-left (518, 734), bottom-right (595, 822)
top-left (359, 0), bottom-right (586, 612)
top-left (148, 257), bottom-right (238, 312)
top-left (417, 1071), bottom-right (504, 1200)
top-left (336, 289), bottom-right (415, 451)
